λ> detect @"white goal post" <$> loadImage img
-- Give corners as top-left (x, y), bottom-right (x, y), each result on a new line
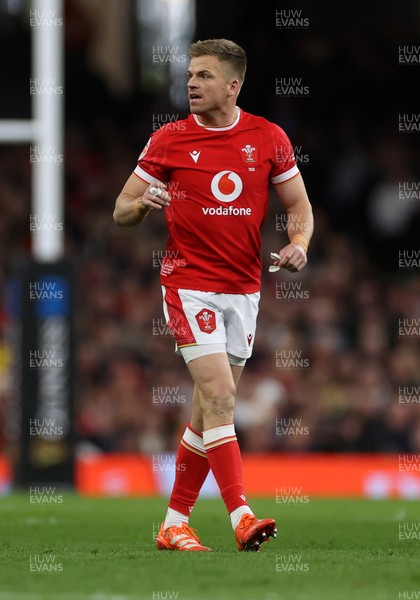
top-left (0, 0), bottom-right (64, 263)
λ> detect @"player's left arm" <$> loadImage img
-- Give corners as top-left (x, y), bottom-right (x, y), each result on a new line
top-left (273, 173), bottom-right (314, 272)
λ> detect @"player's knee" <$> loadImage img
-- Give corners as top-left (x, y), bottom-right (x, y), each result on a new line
top-left (200, 383), bottom-right (236, 418)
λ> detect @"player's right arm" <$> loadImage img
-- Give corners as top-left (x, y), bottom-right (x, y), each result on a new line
top-left (113, 174), bottom-right (170, 227)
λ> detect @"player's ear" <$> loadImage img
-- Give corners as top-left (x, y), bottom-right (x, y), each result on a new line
top-left (227, 79), bottom-right (240, 97)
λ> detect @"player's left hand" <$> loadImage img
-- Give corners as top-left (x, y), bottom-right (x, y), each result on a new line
top-left (273, 243), bottom-right (307, 272)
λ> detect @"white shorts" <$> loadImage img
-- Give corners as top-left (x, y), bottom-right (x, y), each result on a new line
top-left (161, 287), bottom-right (260, 365)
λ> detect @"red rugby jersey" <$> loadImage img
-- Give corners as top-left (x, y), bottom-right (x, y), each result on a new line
top-left (134, 108), bottom-right (299, 293)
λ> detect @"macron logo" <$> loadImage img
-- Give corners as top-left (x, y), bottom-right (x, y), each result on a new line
top-left (189, 150), bottom-right (201, 163)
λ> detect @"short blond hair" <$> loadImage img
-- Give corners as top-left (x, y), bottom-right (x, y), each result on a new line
top-left (188, 38), bottom-right (247, 84)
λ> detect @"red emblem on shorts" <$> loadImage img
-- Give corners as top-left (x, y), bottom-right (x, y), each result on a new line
top-left (195, 309), bottom-right (216, 334)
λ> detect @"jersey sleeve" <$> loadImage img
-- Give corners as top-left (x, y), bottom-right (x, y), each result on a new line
top-left (269, 123), bottom-right (300, 185)
top-left (133, 126), bottom-right (170, 184)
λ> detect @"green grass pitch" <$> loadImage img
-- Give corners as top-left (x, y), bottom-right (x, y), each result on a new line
top-left (0, 495), bottom-right (419, 600)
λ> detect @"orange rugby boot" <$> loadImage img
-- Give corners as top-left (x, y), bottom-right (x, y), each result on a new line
top-left (156, 522), bottom-right (212, 552)
top-left (235, 514), bottom-right (277, 552)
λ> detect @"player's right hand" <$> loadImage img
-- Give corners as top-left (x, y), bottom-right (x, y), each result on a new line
top-left (137, 183), bottom-right (171, 211)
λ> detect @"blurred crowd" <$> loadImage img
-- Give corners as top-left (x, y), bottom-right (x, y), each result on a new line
top-left (0, 0), bottom-right (419, 455)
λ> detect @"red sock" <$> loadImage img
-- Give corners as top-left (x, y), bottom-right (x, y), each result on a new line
top-left (203, 423), bottom-right (248, 514)
top-left (168, 423), bottom-right (210, 516)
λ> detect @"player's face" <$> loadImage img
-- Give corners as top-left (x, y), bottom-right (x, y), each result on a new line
top-left (187, 56), bottom-right (237, 115)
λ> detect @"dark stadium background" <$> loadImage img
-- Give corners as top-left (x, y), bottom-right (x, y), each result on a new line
top-left (0, 0), bottom-right (419, 476)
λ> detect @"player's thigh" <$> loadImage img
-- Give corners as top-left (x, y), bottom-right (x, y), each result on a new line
top-left (186, 353), bottom-right (236, 401)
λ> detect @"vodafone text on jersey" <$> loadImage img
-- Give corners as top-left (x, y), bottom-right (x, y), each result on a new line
top-left (204, 171), bottom-right (250, 215)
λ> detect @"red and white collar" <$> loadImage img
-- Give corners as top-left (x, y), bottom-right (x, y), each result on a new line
top-left (193, 107), bottom-right (241, 131)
